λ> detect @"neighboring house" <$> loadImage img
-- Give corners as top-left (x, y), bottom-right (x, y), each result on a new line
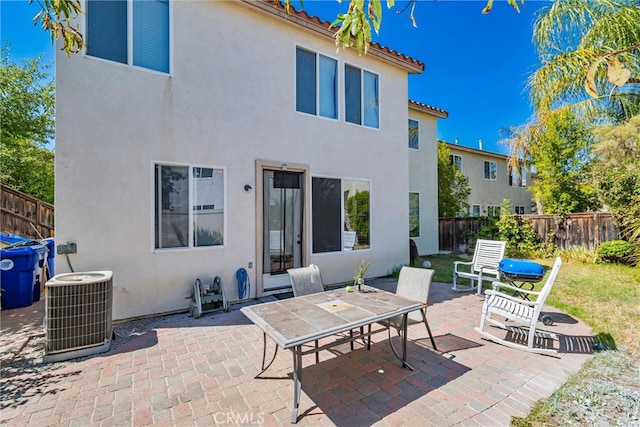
top-left (55, 0), bottom-right (445, 320)
top-left (447, 142), bottom-right (534, 217)
top-left (408, 101), bottom-right (448, 256)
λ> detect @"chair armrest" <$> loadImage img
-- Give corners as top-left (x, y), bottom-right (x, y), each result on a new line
top-left (484, 289), bottom-right (539, 306)
top-left (491, 281), bottom-right (542, 296)
top-left (453, 261), bottom-right (473, 272)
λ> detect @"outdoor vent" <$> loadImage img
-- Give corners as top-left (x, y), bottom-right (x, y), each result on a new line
top-left (44, 271), bottom-right (113, 363)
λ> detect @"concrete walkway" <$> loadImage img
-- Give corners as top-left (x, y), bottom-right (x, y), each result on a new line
top-left (0, 279), bottom-right (595, 426)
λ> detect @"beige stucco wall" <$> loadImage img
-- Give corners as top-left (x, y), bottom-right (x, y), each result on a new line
top-left (56, 1), bottom-right (414, 319)
top-left (408, 109), bottom-right (440, 255)
top-left (447, 144), bottom-right (534, 215)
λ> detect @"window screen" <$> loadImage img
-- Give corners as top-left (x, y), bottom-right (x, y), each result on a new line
top-left (312, 177), bottom-right (341, 253)
top-left (87, 0), bottom-right (127, 64)
top-left (133, 0), bottom-right (170, 73)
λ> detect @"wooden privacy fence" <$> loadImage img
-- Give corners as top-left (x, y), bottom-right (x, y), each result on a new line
top-left (0, 185), bottom-right (54, 239)
top-left (439, 212), bottom-right (620, 253)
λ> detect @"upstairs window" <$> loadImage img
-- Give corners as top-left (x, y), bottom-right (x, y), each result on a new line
top-left (345, 64), bottom-right (379, 128)
top-left (484, 161), bottom-right (497, 180)
top-left (509, 165), bottom-right (527, 187)
top-left (295, 48), bottom-right (338, 119)
top-left (408, 119), bottom-right (419, 149)
top-left (87, 0), bottom-right (170, 73)
top-left (450, 154), bottom-right (463, 172)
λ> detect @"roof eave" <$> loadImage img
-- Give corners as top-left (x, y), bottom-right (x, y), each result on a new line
top-left (241, 0), bottom-right (425, 74)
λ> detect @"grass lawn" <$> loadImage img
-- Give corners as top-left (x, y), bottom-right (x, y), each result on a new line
top-left (419, 253), bottom-right (640, 425)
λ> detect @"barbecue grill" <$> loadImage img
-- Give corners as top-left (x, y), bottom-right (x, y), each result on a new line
top-left (497, 258), bottom-right (554, 325)
top-left (498, 258), bottom-right (544, 282)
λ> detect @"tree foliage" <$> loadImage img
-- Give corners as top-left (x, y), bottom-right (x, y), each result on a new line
top-left (437, 141), bottom-right (471, 217)
top-left (0, 50), bottom-right (55, 203)
top-left (511, 110), bottom-right (598, 214)
top-left (528, 0), bottom-right (640, 120)
top-left (42, 0), bottom-right (521, 57)
top-left (30, 0), bottom-right (83, 56)
top-left (591, 115), bottom-right (640, 264)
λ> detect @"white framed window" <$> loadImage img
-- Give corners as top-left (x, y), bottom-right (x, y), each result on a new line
top-left (450, 154), bottom-right (462, 172)
top-left (312, 177), bottom-right (370, 253)
top-left (345, 64), bottom-right (379, 128)
top-left (509, 165), bottom-right (527, 187)
top-left (484, 161), bottom-right (497, 180)
top-left (87, 0), bottom-right (170, 74)
top-left (154, 164), bottom-right (225, 249)
top-left (515, 206), bottom-right (525, 214)
top-left (408, 119), bottom-right (419, 149)
top-left (295, 47), bottom-right (338, 119)
top-left (409, 192), bottom-right (420, 237)
top-left (471, 204), bottom-right (480, 217)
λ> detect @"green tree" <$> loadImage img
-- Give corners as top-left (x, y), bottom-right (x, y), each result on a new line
top-left (523, 110), bottom-right (598, 214)
top-left (528, 0), bottom-right (640, 120)
top-left (507, 0), bottom-right (639, 182)
top-left (0, 50), bottom-right (55, 203)
top-left (437, 141), bottom-right (471, 217)
top-left (41, 0), bottom-right (520, 57)
top-left (591, 115), bottom-right (640, 263)
top-left (345, 190), bottom-right (370, 245)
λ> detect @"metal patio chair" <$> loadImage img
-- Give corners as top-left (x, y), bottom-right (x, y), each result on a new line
top-left (380, 266), bottom-right (438, 367)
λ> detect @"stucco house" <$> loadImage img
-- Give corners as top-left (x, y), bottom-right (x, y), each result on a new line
top-left (55, 0), bottom-right (446, 320)
top-left (447, 142), bottom-right (534, 217)
top-left (407, 101), bottom-right (448, 256)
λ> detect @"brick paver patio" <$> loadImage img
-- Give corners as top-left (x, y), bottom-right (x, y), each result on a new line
top-left (1, 279), bottom-right (594, 426)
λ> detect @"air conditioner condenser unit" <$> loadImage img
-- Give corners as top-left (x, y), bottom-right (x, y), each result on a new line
top-left (44, 271), bottom-right (113, 363)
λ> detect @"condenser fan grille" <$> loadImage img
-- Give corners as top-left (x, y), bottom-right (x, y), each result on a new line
top-left (44, 271), bottom-right (113, 362)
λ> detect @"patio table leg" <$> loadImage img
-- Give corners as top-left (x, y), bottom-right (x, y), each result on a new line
top-left (256, 332), bottom-right (278, 378)
top-left (291, 345), bottom-right (302, 423)
top-left (401, 313), bottom-right (409, 368)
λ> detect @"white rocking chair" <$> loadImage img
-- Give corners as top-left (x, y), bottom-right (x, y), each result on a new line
top-left (452, 239), bottom-right (506, 295)
top-left (474, 257), bottom-right (562, 355)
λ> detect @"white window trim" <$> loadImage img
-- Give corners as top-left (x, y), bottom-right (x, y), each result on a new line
top-left (344, 61), bottom-right (380, 130)
top-left (451, 154), bottom-right (463, 172)
top-left (151, 161), bottom-right (227, 252)
top-left (484, 160), bottom-right (497, 181)
top-left (84, 0), bottom-right (173, 76)
top-left (294, 45), bottom-right (339, 121)
top-left (310, 175), bottom-right (372, 255)
top-left (408, 118), bottom-right (420, 150)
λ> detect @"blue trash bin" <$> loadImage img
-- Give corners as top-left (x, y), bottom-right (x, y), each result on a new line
top-left (44, 238), bottom-right (55, 279)
top-left (0, 246), bottom-right (38, 309)
top-left (0, 234), bottom-right (49, 301)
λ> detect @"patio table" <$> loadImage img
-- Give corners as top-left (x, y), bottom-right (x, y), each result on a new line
top-left (240, 286), bottom-right (423, 423)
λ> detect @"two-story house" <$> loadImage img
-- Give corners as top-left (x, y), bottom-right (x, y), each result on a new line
top-left (55, 0), bottom-right (446, 320)
top-left (447, 142), bottom-right (534, 217)
top-left (408, 101), bottom-right (448, 256)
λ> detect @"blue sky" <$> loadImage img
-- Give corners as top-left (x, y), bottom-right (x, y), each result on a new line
top-left (1, 0), bottom-right (548, 154)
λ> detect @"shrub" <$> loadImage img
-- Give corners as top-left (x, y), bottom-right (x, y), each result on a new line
top-left (597, 240), bottom-right (637, 265)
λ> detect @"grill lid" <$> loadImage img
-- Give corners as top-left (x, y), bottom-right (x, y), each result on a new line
top-left (498, 259), bottom-right (544, 281)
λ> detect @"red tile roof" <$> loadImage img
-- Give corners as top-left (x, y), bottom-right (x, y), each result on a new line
top-left (408, 100), bottom-right (449, 118)
top-left (242, 0), bottom-right (425, 74)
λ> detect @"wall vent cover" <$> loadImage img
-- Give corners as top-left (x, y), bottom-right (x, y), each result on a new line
top-left (44, 271), bottom-right (113, 362)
